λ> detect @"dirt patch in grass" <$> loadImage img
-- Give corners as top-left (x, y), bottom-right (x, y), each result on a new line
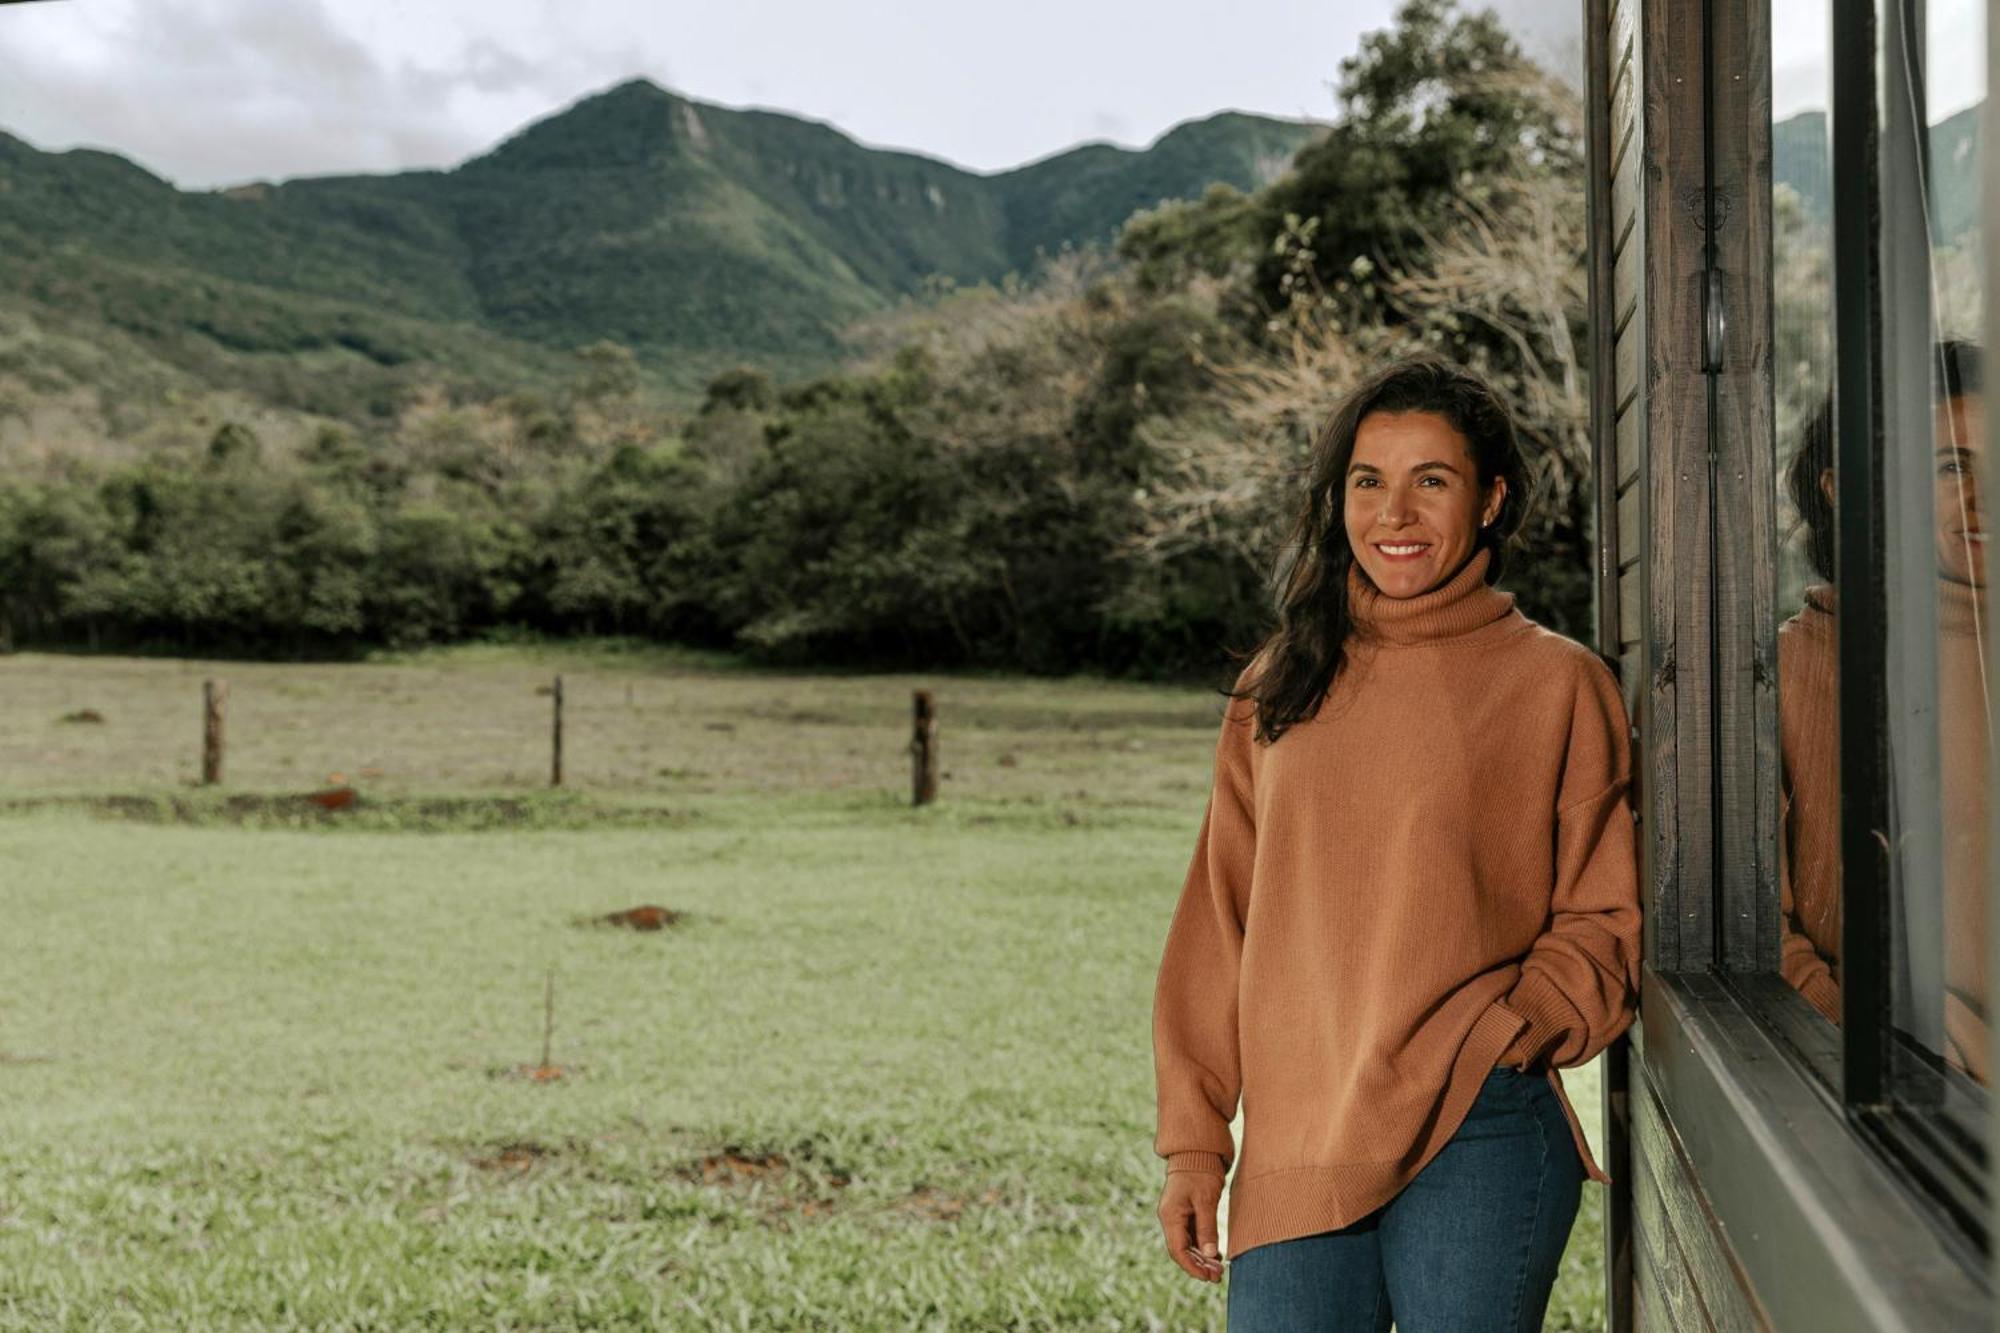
top-left (677, 1139), bottom-right (855, 1227)
top-left (488, 1062), bottom-right (571, 1083)
top-left (894, 1184), bottom-right (1007, 1222)
top-left (685, 1147), bottom-right (796, 1185)
top-left (580, 904), bottom-right (684, 931)
top-left (960, 806), bottom-right (1090, 829)
top-left (471, 1140), bottom-right (556, 1173)
top-left (0, 792), bottom-right (699, 834)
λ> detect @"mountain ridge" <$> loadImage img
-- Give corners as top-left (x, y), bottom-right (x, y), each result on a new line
top-left (0, 76), bottom-right (1325, 410)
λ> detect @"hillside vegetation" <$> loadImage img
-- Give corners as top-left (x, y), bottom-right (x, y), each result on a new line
top-left (0, 0), bottom-right (1598, 679)
top-left (0, 81), bottom-right (1319, 411)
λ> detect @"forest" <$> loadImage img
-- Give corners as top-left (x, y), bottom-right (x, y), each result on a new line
top-left (0, 0), bottom-right (1597, 677)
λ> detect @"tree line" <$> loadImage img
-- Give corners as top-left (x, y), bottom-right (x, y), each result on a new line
top-left (0, 1), bottom-right (1595, 679)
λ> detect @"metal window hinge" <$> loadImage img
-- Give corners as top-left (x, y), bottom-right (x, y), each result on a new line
top-left (1702, 268), bottom-right (1726, 373)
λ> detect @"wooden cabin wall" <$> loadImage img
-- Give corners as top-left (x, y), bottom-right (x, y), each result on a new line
top-left (1587, 0), bottom-right (1775, 1328)
top-left (1604, 0), bottom-right (1643, 701)
top-left (1587, 1), bottom-right (1995, 1327)
top-left (1585, 0), bottom-right (1643, 1326)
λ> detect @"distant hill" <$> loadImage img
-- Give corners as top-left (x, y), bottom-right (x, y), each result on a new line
top-left (1773, 101), bottom-right (1981, 241)
top-left (0, 79), bottom-right (1324, 411)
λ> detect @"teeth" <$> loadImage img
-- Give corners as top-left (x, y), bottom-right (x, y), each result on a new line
top-left (1380, 544), bottom-right (1428, 555)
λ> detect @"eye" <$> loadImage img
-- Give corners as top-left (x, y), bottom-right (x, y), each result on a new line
top-left (1351, 476), bottom-right (1378, 488)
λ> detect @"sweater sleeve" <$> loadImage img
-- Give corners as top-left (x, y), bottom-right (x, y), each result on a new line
top-left (1499, 655), bottom-right (1644, 1071)
top-left (1776, 782), bottom-right (1843, 1023)
top-left (1151, 691), bottom-right (1257, 1177)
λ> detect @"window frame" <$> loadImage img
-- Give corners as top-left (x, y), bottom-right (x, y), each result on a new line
top-left (1587, 0), bottom-right (2000, 1312)
top-left (1703, 0), bottom-right (1993, 1261)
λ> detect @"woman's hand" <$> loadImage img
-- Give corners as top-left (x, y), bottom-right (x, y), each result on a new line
top-left (1158, 1172), bottom-right (1225, 1282)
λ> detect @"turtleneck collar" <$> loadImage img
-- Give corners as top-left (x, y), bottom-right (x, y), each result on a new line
top-left (1941, 576), bottom-right (1986, 637)
top-left (1802, 577), bottom-right (1986, 637)
top-left (1346, 545), bottom-right (1519, 647)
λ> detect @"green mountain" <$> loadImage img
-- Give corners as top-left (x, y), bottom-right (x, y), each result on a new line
top-left (1773, 102), bottom-right (1981, 242)
top-left (0, 79), bottom-right (1323, 411)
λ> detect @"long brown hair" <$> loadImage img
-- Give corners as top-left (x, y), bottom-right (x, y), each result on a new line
top-left (1226, 356), bottom-right (1532, 744)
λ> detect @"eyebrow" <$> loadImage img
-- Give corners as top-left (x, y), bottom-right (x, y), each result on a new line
top-left (1348, 460), bottom-right (1464, 476)
top-left (1935, 446), bottom-right (1978, 461)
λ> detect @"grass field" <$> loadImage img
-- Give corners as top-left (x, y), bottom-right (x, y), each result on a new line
top-left (0, 643), bottom-right (1606, 1330)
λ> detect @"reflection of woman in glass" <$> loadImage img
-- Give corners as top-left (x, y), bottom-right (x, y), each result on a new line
top-left (1777, 395), bottom-right (1842, 1024)
top-left (1932, 342), bottom-right (1989, 1083)
top-left (1778, 340), bottom-right (1989, 1084)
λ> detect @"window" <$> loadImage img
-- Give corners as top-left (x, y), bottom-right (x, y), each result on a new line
top-left (1762, 0), bottom-right (1990, 1253)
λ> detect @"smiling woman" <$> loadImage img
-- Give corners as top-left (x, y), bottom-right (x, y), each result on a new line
top-left (1217, 357), bottom-right (1535, 741)
top-left (1346, 409), bottom-right (1511, 599)
top-left (1150, 355), bottom-right (1640, 1331)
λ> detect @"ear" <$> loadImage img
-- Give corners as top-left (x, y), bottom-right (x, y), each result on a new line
top-left (1818, 466), bottom-right (1835, 511)
top-left (1481, 478), bottom-right (1508, 529)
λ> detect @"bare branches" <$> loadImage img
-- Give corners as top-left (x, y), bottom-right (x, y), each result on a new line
top-left (1123, 73), bottom-right (1591, 583)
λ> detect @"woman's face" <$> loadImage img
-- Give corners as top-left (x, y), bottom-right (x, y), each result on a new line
top-left (1934, 392), bottom-right (1987, 587)
top-left (1344, 409), bottom-right (1505, 599)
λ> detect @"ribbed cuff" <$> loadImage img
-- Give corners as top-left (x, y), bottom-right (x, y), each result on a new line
top-left (1500, 972), bottom-right (1584, 1069)
top-left (1165, 1150), bottom-right (1229, 1176)
top-left (1798, 971), bottom-right (1841, 1026)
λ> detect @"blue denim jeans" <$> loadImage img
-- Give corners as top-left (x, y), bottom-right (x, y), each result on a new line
top-left (1225, 1065), bottom-right (1584, 1332)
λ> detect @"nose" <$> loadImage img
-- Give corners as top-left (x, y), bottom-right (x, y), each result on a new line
top-left (1378, 486), bottom-right (1411, 525)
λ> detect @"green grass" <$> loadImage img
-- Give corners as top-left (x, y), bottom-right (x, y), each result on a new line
top-left (0, 645), bottom-right (1606, 1329)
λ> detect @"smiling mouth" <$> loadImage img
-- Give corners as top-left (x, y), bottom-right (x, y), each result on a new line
top-left (1374, 542), bottom-right (1432, 558)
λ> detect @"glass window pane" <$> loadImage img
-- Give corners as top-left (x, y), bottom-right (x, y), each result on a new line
top-left (1772, 0), bottom-right (1843, 1037)
top-left (1915, 0), bottom-right (1989, 1094)
top-left (1879, 0), bottom-right (1990, 1104)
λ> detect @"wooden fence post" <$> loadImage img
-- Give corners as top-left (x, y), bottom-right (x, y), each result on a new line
top-left (911, 689), bottom-right (938, 806)
top-left (541, 966), bottom-right (556, 1072)
top-left (201, 679), bottom-right (226, 785)
top-left (551, 675), bottom-right (564, 787)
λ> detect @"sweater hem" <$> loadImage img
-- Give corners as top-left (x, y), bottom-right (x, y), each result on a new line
top-left (1546, 1065), bottom-right (1610, 1184)
top-left (1223, 997), bottom-right (1527, 1260)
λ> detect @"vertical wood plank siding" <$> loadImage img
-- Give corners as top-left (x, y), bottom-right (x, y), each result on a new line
top-left (1706, 0), bottom-right (1781, 976)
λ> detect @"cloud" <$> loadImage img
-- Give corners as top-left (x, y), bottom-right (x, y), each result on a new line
top-left (0, 0), bottom-right (1594, 193)
top-left (0, 0), bottom-right (655, 187)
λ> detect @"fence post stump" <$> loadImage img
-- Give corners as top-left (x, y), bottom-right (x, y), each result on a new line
top-left (551, 675), bottom-right (565, 787)
top-left (911, 689), bottom-right (938, 806)
top-left (201, 679), bottom-right (227, 785)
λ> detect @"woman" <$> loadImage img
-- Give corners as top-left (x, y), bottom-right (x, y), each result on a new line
top-left (1151, 357), bottom-right (1642, 1331)
top-left (1776, 340), bottom-right (1990, 1080)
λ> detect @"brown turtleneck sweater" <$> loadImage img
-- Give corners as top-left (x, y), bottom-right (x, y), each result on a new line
top-left (1779, 577), bottom-right (1991, 1079)
top-left (1775, 583), bottom-right (1844, 1022)
top-left (1151, 546), bottom-right (1642, 1259)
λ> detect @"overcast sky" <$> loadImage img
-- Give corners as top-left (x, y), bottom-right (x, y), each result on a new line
top-left (1771, 0), bottom-right (1984, 122)
top-left (0, 0), bottom-right (1581, 191)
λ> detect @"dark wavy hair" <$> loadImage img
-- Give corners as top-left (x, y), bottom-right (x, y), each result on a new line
top-left (1225, 356), bottom-right (1533, 744)
top-left (1785, 337), bottom-right (1983, 581)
